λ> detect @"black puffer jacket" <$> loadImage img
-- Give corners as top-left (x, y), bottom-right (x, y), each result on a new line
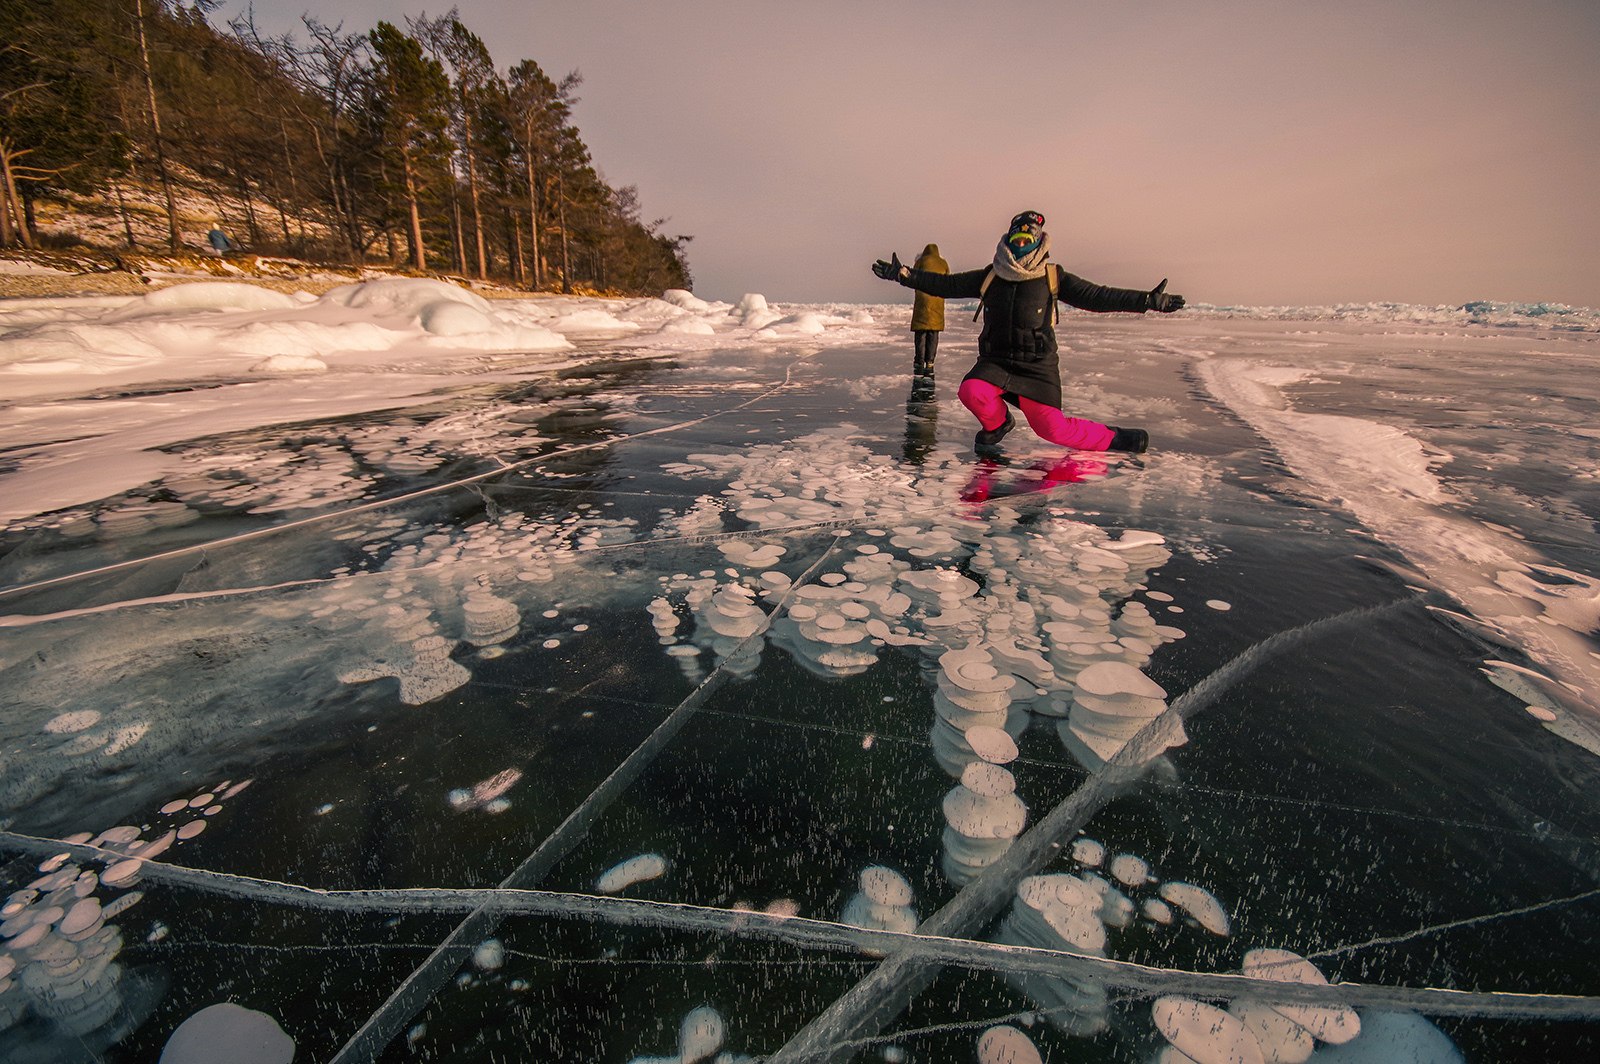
top-left (901, 264), bottom-right (1151, 407)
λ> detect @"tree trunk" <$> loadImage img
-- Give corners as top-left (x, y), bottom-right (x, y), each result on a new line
top-left (0, 145), bottom-right (25, 248)
top-left (524, 154), bottom-right (542, 289)
top-left (133, 0), bottom-right (182, 250)
top-left (558, 176), bottom-right (571, 294)
top-left (463, 112), bottom-right (486, 279)
top-left (236, 169), bottom-right (261, 244)
top-left (449, 187), bottom-right (466, 274)
top-left (400, 149), bottom-right (426, 271)
top-left (508, 208), bottom-right (523, 285)
top-left (112, 176), bottom-right (137, 247)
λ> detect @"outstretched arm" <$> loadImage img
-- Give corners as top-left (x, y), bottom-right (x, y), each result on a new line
top-left (871, 254), bottom-right (987, 298)
top-left (1058, 268), bottom-right (1185, 314)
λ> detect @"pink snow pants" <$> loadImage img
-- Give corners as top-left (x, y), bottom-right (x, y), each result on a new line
top-left (957, 377), bottom-right (1115, 451)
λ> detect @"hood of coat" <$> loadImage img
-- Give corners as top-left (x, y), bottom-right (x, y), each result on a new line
top-left (914, 244), bottom-right (948, 273)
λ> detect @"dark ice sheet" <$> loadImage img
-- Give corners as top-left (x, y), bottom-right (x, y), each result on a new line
top-left (2, 317), bottom-right (1598, 1061)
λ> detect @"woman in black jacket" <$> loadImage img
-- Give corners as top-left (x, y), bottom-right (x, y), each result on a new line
top-left (872, 210), bottom-right (1184, 454)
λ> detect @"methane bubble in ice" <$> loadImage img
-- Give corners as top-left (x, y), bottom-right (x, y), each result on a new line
top-left (841, 866), bottom-right (917, 936)
top-left (158, 1002), bottom-right (295, 1064)
top-left (941, 763), bottom-right (1027, 883)
top-left (1240, 948), bottom-right (1359, 1044)
top-left (43, 711), bottom-right (101, 734)
top-left (1159, 882), bottom-right (1231, 936)
top-left (678, 1005), bottom-right (726, 1064)
top-left (472, 938), bottom-right (506, 971)
top-left (994, 875), bottom-right (1107, 1034)
top-left (976, 1024), bottom-right (1043, 1064)
top-left (1307, 1010), bottom-right (1463, 1062)
top-left (1228, 999), bottom-right (1314, 1064)
top-left (596, 854), bottom-right (668, 894)
top-left (1153, 996), bottom-right (1264, 1064)
top-left (1109, 853), bottom-right (1153, 887)
top-left (1142, 898), bottom-right (1175, 925)
top-left (1072, 838), bottom-right (1106, 867)
top-left (461, 588), bottom-right (520, 646)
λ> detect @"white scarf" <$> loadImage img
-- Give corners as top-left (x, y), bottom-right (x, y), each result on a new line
top-left (991, 231), bottom-right (1052, 282)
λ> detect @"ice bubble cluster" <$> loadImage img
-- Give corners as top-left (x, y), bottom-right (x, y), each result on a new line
top-left (1058, 660), bottom-right (1184, 771)
top-left (994, 874), bottom-right (1111, 1035)
top-left (1151, 950), bottom-right (1360, 1064)
top-left (840, 865), bottom-right (917, 939)
top-left (461, 587), bottom-right (520, 646)
top-left (941, 761), bottom-right (1027, 885)
top-left (1, 780), bottom-right (250, 1041)
top-left (985, 837), bottom-right (1251, 1033)
top-left (655, 432), bottom-right (1182, 782)
top-left (1152, 996), bottom-right (1265, 1064)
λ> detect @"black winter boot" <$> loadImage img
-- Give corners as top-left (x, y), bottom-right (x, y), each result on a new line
top-left (1106, 427), bottom-right (1149, 454)
top-left (974, 409), bottom-right (1016, 452)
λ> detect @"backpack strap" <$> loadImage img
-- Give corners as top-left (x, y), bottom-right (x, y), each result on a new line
top-left (973, 264), bottom-right (1059, 323)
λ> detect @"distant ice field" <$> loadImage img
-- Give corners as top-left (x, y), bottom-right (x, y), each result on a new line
top-left (0, 280), bottom-right (1597, 1061)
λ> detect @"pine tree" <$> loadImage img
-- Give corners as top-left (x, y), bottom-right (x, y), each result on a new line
top-left (362, 22), bottom-right (451, 271)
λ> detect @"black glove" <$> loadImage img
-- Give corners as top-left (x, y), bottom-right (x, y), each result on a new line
top-left (1148, 278), bottom-right (1185, 313)
top-left (872, 253), bottom-right (909, 282)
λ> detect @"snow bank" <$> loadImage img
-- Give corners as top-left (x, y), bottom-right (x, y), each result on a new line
top-left (0, 279), bottom-right (879, 522)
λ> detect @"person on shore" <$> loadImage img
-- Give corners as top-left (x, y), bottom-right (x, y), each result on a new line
top-left (910, 243), bottom-right (947, 374)
top-left (872, 210), bottom-right (1184, 454)
top-left (207, 224), bottom-right (235, 257)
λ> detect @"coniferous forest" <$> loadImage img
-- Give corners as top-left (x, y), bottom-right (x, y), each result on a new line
top-left (0, 0), bottom-right (693, 294)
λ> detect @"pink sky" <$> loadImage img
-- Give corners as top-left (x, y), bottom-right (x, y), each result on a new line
top-left (221, 0), bottom-right (1599, 306)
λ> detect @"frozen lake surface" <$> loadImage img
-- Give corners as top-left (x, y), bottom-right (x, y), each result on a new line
top-left (1, 283), bottom-right (1598, 1061)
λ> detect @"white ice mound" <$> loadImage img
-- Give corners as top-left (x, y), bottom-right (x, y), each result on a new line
top-left (109, 281), bottom-right (298, 318)
top-left (420, 300), bottom-right (495, 336)
top-left (596, 853), bottom-right (668, 893)
top-left (658, 316), bottom-right (716, 335)
top-left (159, 1002), bottom-right (295, 1064)
top-left (544, 307), bottom-right (641, 335)
top-left (758, 312), bottom-right (827, 337)
top-left (662, 288), bottom-right (714, 312)
top-left (730, 293), bottom-right (781, 329)
top-left (322, 277), bottom-right (489, 316)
